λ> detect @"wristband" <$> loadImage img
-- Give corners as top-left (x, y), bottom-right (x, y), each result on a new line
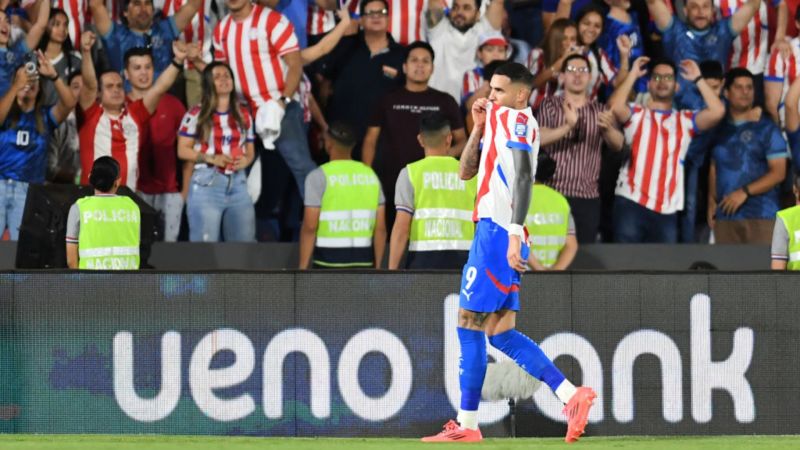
top-left (508, 224), bottom-right (525, 238)
top-left (171, 59), bottom-right (183, 70)
top-left (692, 75), bottom-right (703, 84)
top-left (742, 184), bottom-right (751, 197)
top-left (46, 74), bottom-right (58, 81)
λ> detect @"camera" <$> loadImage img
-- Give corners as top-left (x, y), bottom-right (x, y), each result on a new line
top-left (22, 53), bottom-right (39, 76)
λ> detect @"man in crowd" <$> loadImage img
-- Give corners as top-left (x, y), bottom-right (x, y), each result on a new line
top-left (713, 0), bottom-right (787, 107)
top-left (536, 53), bottom-right (624, 243)
top-left (66, 156), bottom-right (141, 270)
top-left (765, 8), bottom-right (800, 125)
top-left (525, 152), bottom-right (578, 270)
top-left (321, 0), bottom-right (406, 157)
top-left (299, 122), bottom-right (386, 269)
top-left (709, 68), bottom-right (787, 244)
top-left (608, 56), bottom-right (725, 243)
top-left (426, 0), bottom-right (504, 102)
top-left (77, 32), bottom-right (185, 191)
top-left (388, 111), bottom-right (476, 270)
top-left (123, 47), bottom-right (187, 242)
top-left (363, 41), bottom-right (466, 228)
top-left (89, 0), bottom-right (203, 75)
top-left (646, 0), bottom-right (760, 109)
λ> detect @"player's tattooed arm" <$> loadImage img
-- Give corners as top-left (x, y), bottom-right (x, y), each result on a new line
top-left (511, 149), bottom-right (533, 227)
top-left (459, 127), bottom-right (482, 180)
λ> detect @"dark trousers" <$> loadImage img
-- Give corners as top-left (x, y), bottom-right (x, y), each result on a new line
top-left (613, 196), bottom-right (678, 243)
top-left (566, 196), bottom-right (601, 244)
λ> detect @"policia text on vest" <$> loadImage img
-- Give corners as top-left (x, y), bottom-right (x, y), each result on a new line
top-left (75, 196), bottom-right (141, 270)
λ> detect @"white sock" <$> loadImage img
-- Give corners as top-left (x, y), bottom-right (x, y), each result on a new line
top-left (457, 409), bottom-right (478, 430)
top-left (555, 380), bottom-right (577, 404)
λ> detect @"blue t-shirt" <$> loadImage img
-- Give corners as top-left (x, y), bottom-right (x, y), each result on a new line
top-left (712, 116), bottom-right (788, 221)
top-left (598, 12), bottom-right (645, 93)
top-left (0, 40), bottom-right (30, 96)
top-left (542, 0), bottom-right (592, 19)
top-left (661, 17), bottom-right (736, 110)
top-left (277, 0), bottom-right (312, 49)
top-left (0, 109), bottom-right (58, 183)
top-left (101, 17), bottom-right (179, 76)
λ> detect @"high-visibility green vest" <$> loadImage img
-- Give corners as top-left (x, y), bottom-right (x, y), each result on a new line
top-left (314, 160), bottom-right (381, 267)
top-left (77, 195), bottom-right (141, 270)
top-left (407, 156), bottom-right (476, 251)
top-left (777, 205), bottom-right (800, 271)
top-left (525, 184), bottom-right (570, 268)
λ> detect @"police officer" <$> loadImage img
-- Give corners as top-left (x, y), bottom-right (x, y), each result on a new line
top-left (388, 112), bottom-right (477, 269)
top-left (299, 122), bottom-right (387, 269)
top-left (771, 174), bottom-right (800, 271)
top-left (525, 153), bottom-right (578, 270)
top-left (66, 156), bottom-right (141, 270)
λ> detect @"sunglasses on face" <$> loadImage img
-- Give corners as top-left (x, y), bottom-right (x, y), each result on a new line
top-left (363, 8), bottom-right (388, 17)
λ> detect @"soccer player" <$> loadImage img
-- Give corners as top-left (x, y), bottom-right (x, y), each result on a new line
top-left (421, 62), bottom-right (596, 443)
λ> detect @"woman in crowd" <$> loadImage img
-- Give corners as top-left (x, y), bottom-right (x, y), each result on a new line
top-left (527, 18), bottom-right (580, 110)
top-left (0, 0), bottom-right (49, 93)
top-left (37, 8), bottom-right (80, 104)
top-left (177, 62), bottom-right (256, 242)
top-left (0, 51), bottom-right (77, 239)
top-left (575, 5), bottom-right (630, 101)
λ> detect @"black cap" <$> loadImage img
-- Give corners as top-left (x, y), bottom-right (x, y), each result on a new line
top-left (89, 156), bottom-right (120, 192)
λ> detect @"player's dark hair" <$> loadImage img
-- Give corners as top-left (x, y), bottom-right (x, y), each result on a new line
top-left (89, 156), bottom-right (121, 192)
top-left (327, 121), bottom-right (358, 150)
top-left (699, 60), bottom-right (724, 80)
top-left (535, 151), bottom-right (557, 183)
top-left (482, 59), bottom-right (506, 81)
top-left (561, 53), bottom-right (591, 73)
top-left (724, 67), bottom-right (755, 91)
top-left (494, 62), bottom-right (534, 88)
top-left (359, 0), bottom-right (389, 16)
top-left (406, 41), bottom-right (435, 62)
top-left (123, 46), bottom-right (153, 69)
top-left (649, 58), bottom-right (677, 77)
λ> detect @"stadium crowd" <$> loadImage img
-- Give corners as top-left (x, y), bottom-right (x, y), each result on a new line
top-left (1, 0), bottom-right (800, 268)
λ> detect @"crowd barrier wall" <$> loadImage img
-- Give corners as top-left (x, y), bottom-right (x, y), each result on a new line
top-left (0, 272), bottom-right (797, 437)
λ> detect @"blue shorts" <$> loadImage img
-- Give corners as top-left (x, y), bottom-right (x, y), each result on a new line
top-left (459, 219), bottom-right (529, 313)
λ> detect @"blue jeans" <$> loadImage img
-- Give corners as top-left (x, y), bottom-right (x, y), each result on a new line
top-left (273, 101), bottom-right (316, 199)
top-left (613, 196), bottom-right (678, 243)
top-left (186, 167), bottom-right (255, 242)
top-left (0, 179), bottom-right (29, 240)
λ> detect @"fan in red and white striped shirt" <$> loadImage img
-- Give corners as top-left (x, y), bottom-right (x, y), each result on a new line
top-left (55, 0), bottom-right (121, 46)
top-left (156, 0), bottom-right (212, 52)
top-left (210, 2), bottom-right (300, 111)
top-left (307, 0), bottom-right (357, 36)
top-left (715, 0), bottom-right (785, 75)
top-left (178, 104), bottom-right (255, 169)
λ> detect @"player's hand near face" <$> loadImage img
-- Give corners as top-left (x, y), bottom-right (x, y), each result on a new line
top-left (507, 235), bottom-right (527, 272)
top-left (472, 97), bottom-right (489, 129)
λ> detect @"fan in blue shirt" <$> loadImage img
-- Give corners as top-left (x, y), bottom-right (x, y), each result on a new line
top-left (597, 4), bottom-right (645, 94)
top-left (711, 69), bottom-right (788, 224)
top-left (0, 1), bottom-right (50, 94)
top-left (87, 0), bottom-right (202, 76)
top-left (0, 53), bottom-right (78, 239)
top-left (646, 0), bottom-right (760, 110)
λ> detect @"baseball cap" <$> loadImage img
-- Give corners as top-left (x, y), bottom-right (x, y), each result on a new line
top-left (478, 32), bottom-right (509, 49)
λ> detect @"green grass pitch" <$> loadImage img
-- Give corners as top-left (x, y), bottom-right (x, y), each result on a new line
top-left (0, 435), bottom-right (799, 449)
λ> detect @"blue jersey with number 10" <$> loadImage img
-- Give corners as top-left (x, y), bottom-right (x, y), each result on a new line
top-left (0, 109), bottom-right (57, 183)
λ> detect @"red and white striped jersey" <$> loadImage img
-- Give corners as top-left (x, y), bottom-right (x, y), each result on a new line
top-left (156, 0), bottom-right (210, 45)
top-left (78, 100), bottom-right (152, 191)
top-left (388, 0), bottom-right (429, 45)
top-left (527, 48), bottom-right (562, 110)
top-left (178, 104), bottom-right (254, 172)
top-left (715, 0), bottom-right (782, 74)
top-left (766, 36), bottom-right (800, 115)
top-left (473, 102), bottom-right (540, 230)
top-left (616, 105), bottom-right (697, 214)
top-left (586, 48), bottom-right (617, 100)
top-left (460, 67), bottom-right (483, 105)
top-left (55, 0), bottom-right (129, 49)
top-left (307, 4), bottom-right (336, 36)
top-left (211, 4), bottom-right (300, 111)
